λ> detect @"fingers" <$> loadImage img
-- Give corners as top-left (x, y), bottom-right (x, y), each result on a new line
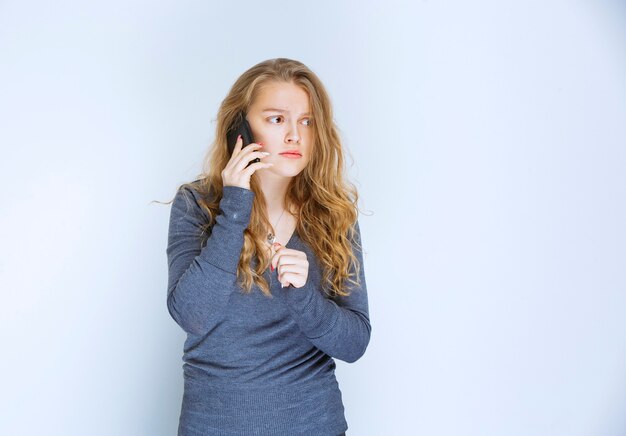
top-left (270, 246), bottom-right (309, 288)
top-left (223, 136), bottom-right (274, 188)
top-left (278, 262), bottom-right (309, 288)
top-left (235, 144), bottom-right (270, 171)
top-left (272, 254), bottom-right (297, 272)
top-left (278, 273), bottom-right (293, 288)
top-left (237, 153), bottom-right (274, 177)
top-left (276, 263), bottom-right (306, 278)
top-left (232, 139), bottom-right (272, 172)
top-left (234, 133), bottom-right (243, 153)
top-left (224, 135), bottom-right (243, 172)
top-left (269, 245), bottom-right (308, 288)
top-left (270, 246), bottom-right (306, 272)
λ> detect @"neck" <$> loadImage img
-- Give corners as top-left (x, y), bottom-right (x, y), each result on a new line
top-left (255, 172), bottom-right (292, 216)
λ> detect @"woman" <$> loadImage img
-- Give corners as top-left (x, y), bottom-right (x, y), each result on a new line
top-left (166, 58), bottom-right (371, 435)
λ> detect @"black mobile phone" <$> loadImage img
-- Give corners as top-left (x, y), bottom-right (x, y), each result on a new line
top-left (226, 112), bottom-right (260, 168)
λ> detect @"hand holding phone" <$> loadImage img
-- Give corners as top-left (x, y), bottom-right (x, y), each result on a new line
top-left (226, 113), bottom-right (258, 167)
top-left (222, 113), bottom-right (273, 190)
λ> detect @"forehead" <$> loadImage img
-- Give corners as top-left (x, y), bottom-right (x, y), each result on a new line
top-left (252, 81), bottom-right (310, 112)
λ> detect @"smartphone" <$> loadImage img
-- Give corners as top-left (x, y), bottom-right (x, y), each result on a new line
top-left (226, 112), bottom-right (260, 168)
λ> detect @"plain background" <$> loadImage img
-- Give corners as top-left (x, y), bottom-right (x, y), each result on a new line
top-left (1, 0), bottom-right (625, 435)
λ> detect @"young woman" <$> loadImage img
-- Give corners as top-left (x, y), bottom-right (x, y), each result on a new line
top-left (166, 58), bottom-right (371, 435)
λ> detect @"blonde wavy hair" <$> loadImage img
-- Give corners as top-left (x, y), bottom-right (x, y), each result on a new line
top-left (169, 58), bottom-right (363, 299)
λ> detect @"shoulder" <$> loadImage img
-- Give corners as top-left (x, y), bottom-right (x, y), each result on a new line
top-left (179, 178), bottom-right (216, 202)
top-left (180, 178), bottom-right (204, 197)
top-left (173, 179), bottom-right (213, 221)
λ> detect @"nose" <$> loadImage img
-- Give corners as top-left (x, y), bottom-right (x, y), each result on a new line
top-left (285, 121), bottom-right (301, 144)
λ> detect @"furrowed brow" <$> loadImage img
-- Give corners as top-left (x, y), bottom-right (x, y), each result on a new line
top-left (262, 108), bottom-right (311, 116)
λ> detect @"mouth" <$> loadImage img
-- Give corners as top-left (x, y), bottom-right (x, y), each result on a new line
top-left (279, 151), bottom-right (302, 158)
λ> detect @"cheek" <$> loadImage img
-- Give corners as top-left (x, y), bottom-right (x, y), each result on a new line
top-left (303, 150), bottom-right (313, 163)
top-left (252, 121), bottom-right (274, 138)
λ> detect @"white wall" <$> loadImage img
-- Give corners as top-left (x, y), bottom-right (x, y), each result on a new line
top-left (1, 0), bottom-right (625, 435)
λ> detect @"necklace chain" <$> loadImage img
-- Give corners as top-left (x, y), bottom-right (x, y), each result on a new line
top-left (267, 208), bottom-right (286, 245)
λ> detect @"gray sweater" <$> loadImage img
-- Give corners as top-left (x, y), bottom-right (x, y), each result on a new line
top-left (166, 182), bottom-right (371, 435)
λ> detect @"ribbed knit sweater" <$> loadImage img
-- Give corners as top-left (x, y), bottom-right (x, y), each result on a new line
top-left (166, 181), bottom-right (371, 436)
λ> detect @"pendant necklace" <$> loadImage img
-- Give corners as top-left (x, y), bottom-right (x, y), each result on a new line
top-left (267, 208), bottom-right (286, 246)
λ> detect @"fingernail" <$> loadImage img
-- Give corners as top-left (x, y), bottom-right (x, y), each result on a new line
top-left (270, 264), bottom-right (274, 272)
top-left (281, 283), bottom-right (286, 288)
top-left (237, 134), bottom-right (241, 140)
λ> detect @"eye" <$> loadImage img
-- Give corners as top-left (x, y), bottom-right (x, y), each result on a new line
top-left (267, 115), bottom-right (313, 126)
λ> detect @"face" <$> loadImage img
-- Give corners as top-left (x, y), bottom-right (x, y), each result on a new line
top-left (246, 81), bottom-right (314, 178)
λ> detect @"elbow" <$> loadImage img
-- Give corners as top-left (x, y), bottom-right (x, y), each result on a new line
top-left (343, 322), bottom-right (372, 363)
top-left (343, 341), bottom-right (370, 363)
top-left (166, 290), bottom-right (206, 336)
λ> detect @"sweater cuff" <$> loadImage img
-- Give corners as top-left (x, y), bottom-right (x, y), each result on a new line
top-left (197, 185), bottom-right (254, 274)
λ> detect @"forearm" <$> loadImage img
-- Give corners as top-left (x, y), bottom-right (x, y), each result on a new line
top-left (280, 221), bottom-right (372, 363)
top-left (166, 185), bottom-right (255, 336)
top-left (281, 286), bottom-right (371, 363)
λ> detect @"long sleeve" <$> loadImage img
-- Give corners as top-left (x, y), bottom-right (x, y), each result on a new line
top-left (166, 184), bottom-right (255, 336)
top-left (279, 220), bottom-right (372, 363)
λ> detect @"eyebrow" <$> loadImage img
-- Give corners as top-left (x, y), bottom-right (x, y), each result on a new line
top-left (261, 108), bottom-right (311, 116)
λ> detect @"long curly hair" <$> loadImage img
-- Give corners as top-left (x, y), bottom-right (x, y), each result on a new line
top-left (169, 58), bottom-right (363, 298)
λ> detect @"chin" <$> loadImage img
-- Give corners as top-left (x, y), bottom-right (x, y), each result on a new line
top-left (271, 166), bottom-right (305, 177)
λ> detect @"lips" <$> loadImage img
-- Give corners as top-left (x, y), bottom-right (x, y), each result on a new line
top-left (279, 150), bottom-right (302, 156)
top-left (279, 151), bottom-right (302, 159)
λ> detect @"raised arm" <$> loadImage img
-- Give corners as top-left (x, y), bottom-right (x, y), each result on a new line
top-left (166, 185), bottom-right (255, 336)
top-left (279, 220), bottom-right (372, 363)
